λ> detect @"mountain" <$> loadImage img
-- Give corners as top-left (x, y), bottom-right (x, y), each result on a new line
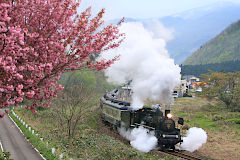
top-left (109, 2), bottom-right (240, 64)
top-left (184, 20), bottom-right (240, 65)
top-left (160, 2), bottom-right (240, 64)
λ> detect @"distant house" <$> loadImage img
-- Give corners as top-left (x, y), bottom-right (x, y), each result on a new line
top-left (183, 75), bottom-right (201, 89)
top-left (182, 75), bottom-right (204, 93)
top-left (173, 80), bottom-right (187, 97)
top-left (190, 76), bottom-right (200, 83)
top-left (190, 76), bottom-right (202, 89)
top-left (183, 75), bottom-right (194, 82)
top-left (196, 87), bottom-right (202, 92)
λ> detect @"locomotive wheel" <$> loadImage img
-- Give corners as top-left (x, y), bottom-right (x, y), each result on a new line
top-left (170, 145), bottom-right (175, 151)
top-left (158, 144), bottom-right (164, 151)
top-left (103, 120), bottom-right (108, 125)
top-left (116, 127), bottom-right (121, 133)
top-left (101, 118), bottom-right (109, 126)
top-left (112, 124), bottom-right (118, 132)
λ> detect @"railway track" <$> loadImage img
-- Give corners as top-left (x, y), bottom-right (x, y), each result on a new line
top-left (102, 120), bottom-right (207, 160)
top-left (160, 150), bottom-right (203, 160)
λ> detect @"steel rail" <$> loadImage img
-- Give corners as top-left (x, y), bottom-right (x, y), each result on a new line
top-left (160, 150), bottom-right (203, 160)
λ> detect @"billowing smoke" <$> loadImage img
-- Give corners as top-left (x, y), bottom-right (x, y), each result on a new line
top-left (179, 127), bottom-right (207, 152)
top-left (143, 19), bottom-right (174, 41)
top-left (118, 126), bottom-right (157, 152)
top-left (102, 21), bottom-right (181, 109)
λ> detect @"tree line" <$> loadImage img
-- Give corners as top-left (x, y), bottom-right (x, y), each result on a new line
top-left (181, 60), bottom-right (240, 76)
top-left (200, 71), bottom-right (240, 111)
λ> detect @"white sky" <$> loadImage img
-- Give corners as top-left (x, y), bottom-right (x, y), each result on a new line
top-left (78, 0), bottom-right (240, 20)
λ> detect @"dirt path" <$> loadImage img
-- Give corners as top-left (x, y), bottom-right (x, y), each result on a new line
top-left (0, 110), bottom-right (43, 160)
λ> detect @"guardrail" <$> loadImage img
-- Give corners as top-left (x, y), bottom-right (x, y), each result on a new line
top-left (9, 108), bottom-right (64, 160)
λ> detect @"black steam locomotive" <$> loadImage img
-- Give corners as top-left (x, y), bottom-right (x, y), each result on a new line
top-left (100, 88), bottom-right (184, 150)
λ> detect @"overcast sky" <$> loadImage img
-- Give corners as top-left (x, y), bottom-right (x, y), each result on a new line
top-left (78, 0), bottom-right (240, 20)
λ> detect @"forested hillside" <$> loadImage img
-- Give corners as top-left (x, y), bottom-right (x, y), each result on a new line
top-left (184, 20), bottom-right (240, 65)
top-left (181, 60), bottom-right (240, 76)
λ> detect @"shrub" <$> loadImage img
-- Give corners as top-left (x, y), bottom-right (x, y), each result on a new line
top-left (227, 118), bottom-right (240, 124)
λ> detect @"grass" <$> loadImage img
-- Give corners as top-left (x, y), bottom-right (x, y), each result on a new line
top-left (0, 147), bottom-right (3, 159)
top-left (171, 96), bottom-right (240, 160)
top-left (0, 152), bottom-right (11, 160)
top-left (14, 102), bottom-right (173, 160)
top-left (172, 97), bottom-right (240, 131)
top-left (10, 94), bottom-right (240, 160)
top-left (226, 118), bottom-right (240, 124)
top-left (9, 111), bottom-right (59, 160)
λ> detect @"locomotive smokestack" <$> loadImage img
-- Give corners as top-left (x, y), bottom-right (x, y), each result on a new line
top-left (165, 104), bottom-right (171, 117)
top-left (165, 109), bottom-right (170, 117)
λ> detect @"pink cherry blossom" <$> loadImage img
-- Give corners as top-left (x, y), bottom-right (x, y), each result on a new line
top-left (0, 0), bottom-right (124, 113)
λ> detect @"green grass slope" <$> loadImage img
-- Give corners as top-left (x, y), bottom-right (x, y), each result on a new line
top-left (11, 70), bottom-right (174, 160)
top-left (184, 20), bottom-right (240, 65)
top-left (13, 105), bottom-right (174, 160)
top-left (172, 97), bottom-right (240, 160)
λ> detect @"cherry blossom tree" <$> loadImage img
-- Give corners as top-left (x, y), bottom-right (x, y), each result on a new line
top-left (0, 0), bottom-right (124, 115)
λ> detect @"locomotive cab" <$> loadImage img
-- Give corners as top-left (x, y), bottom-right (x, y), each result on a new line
top-left (131, 105), bottom-right (165, 130)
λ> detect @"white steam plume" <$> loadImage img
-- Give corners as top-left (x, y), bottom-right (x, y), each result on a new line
top-left (102, 21), bottom-right (181, 109)
top-left (143, 19), bottom-right (174, 41)
top-left (118, 126), bottom-right (157, 152)
top-left (179, 127), bottom-right (207, 152)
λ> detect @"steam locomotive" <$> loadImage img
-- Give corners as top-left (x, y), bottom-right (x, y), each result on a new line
top-left (100, 87), bottom-right (184, 150)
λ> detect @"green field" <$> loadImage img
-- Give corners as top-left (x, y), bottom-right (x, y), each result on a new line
top-left (172, 97), bottom-right (240, 132)
top-left (171, 97), bottom-right (240, 160)
top-left (14, 103), bottom-right (175, 160)
top-left (11, 70), bottom-right (177, 159)
top-left (0, 146), bottom-right (3, 159)
top-left (9, 95), bottom-right (240, 160)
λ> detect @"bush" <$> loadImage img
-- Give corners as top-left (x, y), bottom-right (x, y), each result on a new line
top-left (212, 115), bottom-right (224, 121)
top-left (183, 93), bottom-right (192, 97)
top-left (226, 118), bottom-right (240, 124)
top-left (201, 72), bottom-right (240, 111)
top-left (0, 152), bottom-right (11, 160)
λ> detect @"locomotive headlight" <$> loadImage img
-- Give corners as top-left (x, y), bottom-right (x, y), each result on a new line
top-left (167, 113), bottom-right (173, 119)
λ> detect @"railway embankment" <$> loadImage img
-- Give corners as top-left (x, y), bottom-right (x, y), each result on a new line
top-left (13, 104), bottom-right (170, 160)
